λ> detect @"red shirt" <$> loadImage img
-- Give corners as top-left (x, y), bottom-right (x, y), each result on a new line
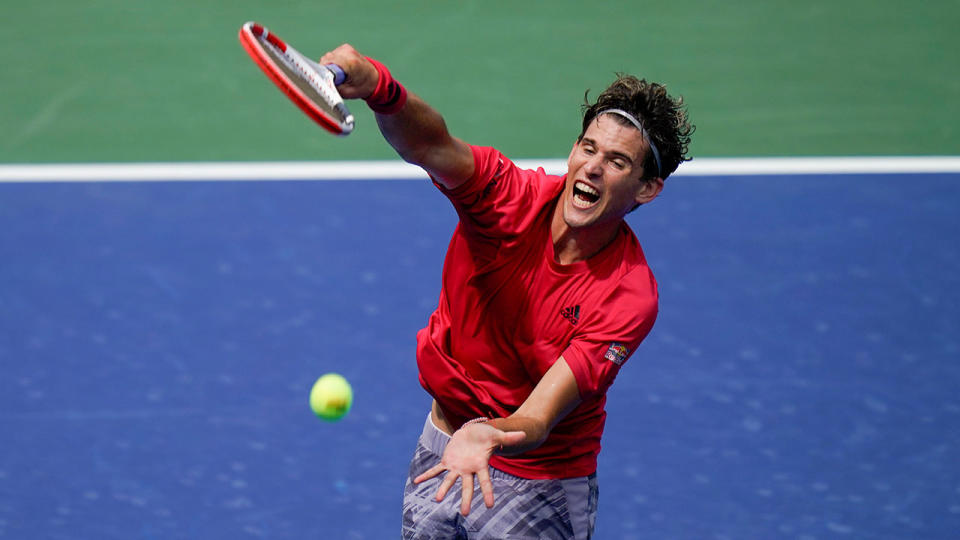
top-left (417, 145), bottom-right (658, 479)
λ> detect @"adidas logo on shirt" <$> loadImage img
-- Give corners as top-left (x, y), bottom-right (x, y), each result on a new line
top-left (561, 305), bottom-right (581, 325)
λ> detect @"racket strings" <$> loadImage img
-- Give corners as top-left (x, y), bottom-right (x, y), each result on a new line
top-left (260, 37), bottom-right (344, 121)
top-left (298, 62), bottom-right (341, 117)
top-left (241, 22), bottom-right (354, 135)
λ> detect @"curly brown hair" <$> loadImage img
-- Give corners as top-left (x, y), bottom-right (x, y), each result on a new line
top-left (580, 75), bottom-right (694, 180)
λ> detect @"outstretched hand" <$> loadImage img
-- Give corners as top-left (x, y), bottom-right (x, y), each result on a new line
top-left (413, 422), bottom-right (526, 516)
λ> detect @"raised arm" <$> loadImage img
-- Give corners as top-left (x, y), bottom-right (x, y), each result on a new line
top-left (319, 44), bottom-right (474, 189)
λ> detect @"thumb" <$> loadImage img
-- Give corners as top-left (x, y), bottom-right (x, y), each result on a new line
top-left (498, 430), bottom-right (527, 447)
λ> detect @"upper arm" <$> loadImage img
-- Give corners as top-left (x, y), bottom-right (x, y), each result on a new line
top-left (418, 135), bottom-right (475, 190)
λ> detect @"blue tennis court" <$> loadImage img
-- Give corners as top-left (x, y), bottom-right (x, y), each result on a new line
top-left (1, 171), bottom-right (958, 538)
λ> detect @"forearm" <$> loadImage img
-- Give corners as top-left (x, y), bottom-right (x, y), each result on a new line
top-left (317, 45), bottom-right (474, 186)
top-left (485, 415), bottom-right (550, 455)
top-left (484, 357), bottom-right (582, 456)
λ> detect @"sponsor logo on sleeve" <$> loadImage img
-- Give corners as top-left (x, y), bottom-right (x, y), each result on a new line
top-left (604, 342), bottom-right (629, 365)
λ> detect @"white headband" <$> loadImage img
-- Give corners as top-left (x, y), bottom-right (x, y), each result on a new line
top-left (599, 108), bottom-right (662, 178)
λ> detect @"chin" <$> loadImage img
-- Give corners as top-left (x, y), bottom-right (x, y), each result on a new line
top-left (563, 201), bottom-right (596, 229)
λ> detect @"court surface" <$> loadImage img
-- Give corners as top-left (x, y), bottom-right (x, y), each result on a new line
top-left (1, 170), bottom-right (958, 538)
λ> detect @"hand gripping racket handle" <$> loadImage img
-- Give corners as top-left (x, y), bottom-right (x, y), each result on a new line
top-left (325, 64), bottom-right (346, 86)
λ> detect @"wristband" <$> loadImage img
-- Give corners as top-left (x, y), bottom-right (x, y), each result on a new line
top-left (364, 56), bottom-right (408, 114)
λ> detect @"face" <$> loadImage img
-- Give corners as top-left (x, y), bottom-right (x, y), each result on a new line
top-left (560, 115), bottom-right (663, 231)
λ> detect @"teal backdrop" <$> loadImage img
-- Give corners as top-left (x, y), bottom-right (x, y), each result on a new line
top-left (2, 0), bottom-right (957, 163)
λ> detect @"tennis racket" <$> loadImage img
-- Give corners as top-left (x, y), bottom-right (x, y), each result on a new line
top-left (238, 21), bottom-right (355, 136)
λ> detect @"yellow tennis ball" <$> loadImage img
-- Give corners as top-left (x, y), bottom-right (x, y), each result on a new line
top-left (309, 373), bottom-right (353, 421)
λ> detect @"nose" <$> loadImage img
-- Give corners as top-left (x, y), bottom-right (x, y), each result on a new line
top-left (584, 154), bottom-right (603, 177)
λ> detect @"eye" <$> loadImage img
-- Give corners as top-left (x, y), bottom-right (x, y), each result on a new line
top-left (609, 159), bottom-right (627, 170)
top-left (581, 146), bottom-right (596, 156)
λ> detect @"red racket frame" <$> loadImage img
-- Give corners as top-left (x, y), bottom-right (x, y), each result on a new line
top-left (239, 22), bottom-right (349, 135)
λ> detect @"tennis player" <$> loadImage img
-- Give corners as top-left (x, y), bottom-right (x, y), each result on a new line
top-left (320, 44), bottom-right (693, 539)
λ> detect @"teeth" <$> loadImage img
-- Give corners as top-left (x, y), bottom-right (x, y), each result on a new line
top-left (572, 181), bottom-right (600, 209)
top-left (573, 195), bottom-right (593, 208)
top-left (575, 181), bottom-right (599, 197)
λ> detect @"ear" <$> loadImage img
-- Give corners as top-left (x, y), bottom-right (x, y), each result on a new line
top-left (565, 139), bottom-right (580, 174)
top-left (634, 176), bottom-right (664, 205)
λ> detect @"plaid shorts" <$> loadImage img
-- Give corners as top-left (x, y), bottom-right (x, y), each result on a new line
top-left (402, 414), bottom-right (598, 539)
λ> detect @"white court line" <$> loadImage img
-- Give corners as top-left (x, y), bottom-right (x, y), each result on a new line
top-left (0, 157), bottom-right (959, 182)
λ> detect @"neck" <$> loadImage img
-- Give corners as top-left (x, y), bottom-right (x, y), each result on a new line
top-left (550, 205), bottom-right (620, 265)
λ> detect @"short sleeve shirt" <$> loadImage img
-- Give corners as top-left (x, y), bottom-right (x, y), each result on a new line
top-left (416, 145), bottom-right (658, 478)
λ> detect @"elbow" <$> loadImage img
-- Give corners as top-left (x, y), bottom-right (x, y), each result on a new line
top-left (400, 145), bottom-right (434, 168)
top-left (376, 112), bottom-right (453, 169)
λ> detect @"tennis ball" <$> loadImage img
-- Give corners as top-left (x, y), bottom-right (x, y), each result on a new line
top-left (309, 373), bottom-right (353, 421)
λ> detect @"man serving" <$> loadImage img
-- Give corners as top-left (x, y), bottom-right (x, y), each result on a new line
top-left (319, 44), bottom-right (693, 539)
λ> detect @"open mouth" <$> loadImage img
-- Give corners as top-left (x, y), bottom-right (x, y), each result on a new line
top-left (572, 181), bottom-right (600, 208)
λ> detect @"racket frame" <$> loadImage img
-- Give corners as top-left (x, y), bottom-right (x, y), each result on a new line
top-left (239, 22), bottom-right (354, 136)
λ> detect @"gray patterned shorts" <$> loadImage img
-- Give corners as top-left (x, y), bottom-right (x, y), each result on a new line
top-left (402, 414), bottom-right (598, 539)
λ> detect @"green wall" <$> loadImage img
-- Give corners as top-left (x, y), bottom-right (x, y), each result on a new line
top-left (2, 0), bottom-right (956, 163)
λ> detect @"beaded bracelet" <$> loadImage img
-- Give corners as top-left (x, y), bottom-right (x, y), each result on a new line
top-left (461, 416), bottom-right (491, 427)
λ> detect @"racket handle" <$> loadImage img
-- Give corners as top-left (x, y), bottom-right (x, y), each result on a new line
top-left (325, 64), bottom-right (346, 85)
